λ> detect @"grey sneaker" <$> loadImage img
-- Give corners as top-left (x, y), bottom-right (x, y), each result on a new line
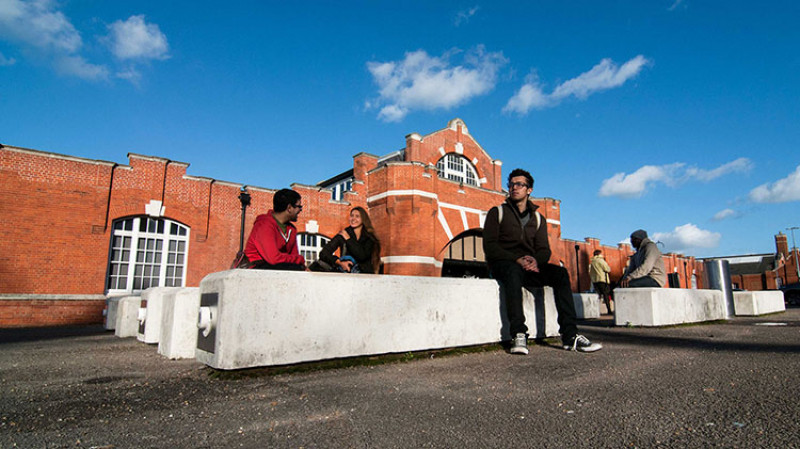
top-left (563, 334), bottom-right (602, 353)
top-left (510, 333), bottom-right (529, 355)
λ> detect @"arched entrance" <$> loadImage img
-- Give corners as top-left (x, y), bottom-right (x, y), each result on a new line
top-left (440, 229), bottom-right (490, 278)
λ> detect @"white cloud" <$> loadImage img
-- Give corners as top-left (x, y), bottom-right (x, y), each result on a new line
top-left (55, 54), bottom-right (108, 80)
top-left (711, 208), bottom-right (738, 222)
top-left (685, 157), bottom-right (753, 181)
top-left (668, 0), bottom-right (685, 11)
top-left (504, 55), bottom-right (649, 114)
top-left (367, 46), bottom-right (507, 122)
top-left (107, 15), bottom-right (169, 60)
top-left (598, 163), bottom-right (683, 198)
top-left (454, 6), bottom-right (479, 26)
top-left (0, 51), bottom-right (15, 66)
top-left (0, 0), bottom-right (108, 80)
top-left (748, 164), bottom-right (800, 203)
top-left (599, 158), bottom-right (753, 199)
top-left (115, 66), bottom-right (142, 85)
top-left (653, 223), bottom-right (721, 254)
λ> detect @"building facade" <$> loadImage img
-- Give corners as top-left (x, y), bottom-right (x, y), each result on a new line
top-left (2, 119), bottom-right (713, 327)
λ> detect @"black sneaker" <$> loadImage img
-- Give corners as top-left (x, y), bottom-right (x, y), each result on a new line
top-left (563, 334), bottom-right (602, 352)
top-left (510, 333), bottom-right (529, 355)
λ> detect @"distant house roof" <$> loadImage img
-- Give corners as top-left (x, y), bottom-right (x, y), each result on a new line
top-left (702, 253), bottom-right (778, 275)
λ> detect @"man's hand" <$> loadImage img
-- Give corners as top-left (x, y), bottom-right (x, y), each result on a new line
top-left (516, 255), bottom-right (539, 272)
top-left (620, 276), bottom-right (630, 288)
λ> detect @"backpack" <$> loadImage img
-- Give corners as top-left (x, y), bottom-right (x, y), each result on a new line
top-left (495, 203), bottom-right (542, 230)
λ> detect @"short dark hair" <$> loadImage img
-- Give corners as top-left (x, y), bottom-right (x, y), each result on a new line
top-left (508, 168), bottom-right (534, 189)
top-left (273, 188), bottom-right (301, 213)
top-left (593, 250), bottom-right (602, 256)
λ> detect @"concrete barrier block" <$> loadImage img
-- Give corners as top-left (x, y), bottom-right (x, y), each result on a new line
top-left (195, 270), bottom-right (561, 370)
top-left (137, 287), bottom-right (183, 344)
top-left (733, 291), bottom-right (786, 316)
top-left (114, 296), bottom-right (141, 338)
top-left (614, 288), bottom-right (725, 326)
top-left (158, 287), bottom-right (201, 359)
top-left (104, 296), bottom-right (122, 330)
top-left (573, 293), bottom-right (600, 319)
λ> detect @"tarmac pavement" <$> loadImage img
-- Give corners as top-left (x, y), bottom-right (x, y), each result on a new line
top-left (2, 308), bottom-right (800, 448)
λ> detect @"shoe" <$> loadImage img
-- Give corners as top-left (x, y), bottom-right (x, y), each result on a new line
top-left (510, 333), bottom-right (529, 355)
top-left (563, 334), bottom-right (602, 353)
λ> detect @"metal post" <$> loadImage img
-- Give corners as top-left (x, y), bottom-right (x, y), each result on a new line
top-left (238, 188), bottom-right (251, 252)
top-left (787, 227), bottom-right (800, 282)
top-left (574, 244), bottom-right (581, 292)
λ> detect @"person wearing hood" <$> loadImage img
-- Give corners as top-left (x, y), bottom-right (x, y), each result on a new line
top-left (620, 229), bottom-right (666, 287)
top-left (242, 188), bottom-right (306, 271)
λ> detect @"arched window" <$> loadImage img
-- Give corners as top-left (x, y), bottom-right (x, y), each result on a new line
top-left (297, 233), bottom-right (330, 266)
top-left (106, 216), bottom-right (189, 294)
top-left (436, 153), bottom-right (478, 186)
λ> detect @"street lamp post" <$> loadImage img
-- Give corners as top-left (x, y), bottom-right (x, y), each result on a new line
top-left (787, 226), bottom-right (800, 283)
top-left (238, 188), bottom-right (251, 252)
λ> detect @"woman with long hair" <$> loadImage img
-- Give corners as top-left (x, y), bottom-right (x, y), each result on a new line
top-left (318, 206), bottom-right (381, 274)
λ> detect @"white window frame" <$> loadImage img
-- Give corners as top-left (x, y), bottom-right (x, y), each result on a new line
top-left (106, 216), bottom-right (190, 295)
top-left (297, 233), bottom-right (330, 266)
top-left (436, 153), bottom-right (478, 186)
top-left (331, 177), bottom-right (354, 201)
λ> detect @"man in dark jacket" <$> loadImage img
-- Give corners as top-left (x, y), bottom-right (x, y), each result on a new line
top-left (243, 188), bottom-right (306, 271)
top-left (483, 168), bottom-right (601, 354)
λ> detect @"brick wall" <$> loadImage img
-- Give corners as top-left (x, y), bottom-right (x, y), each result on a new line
top-left (0, 120), bottom-right (710, 326)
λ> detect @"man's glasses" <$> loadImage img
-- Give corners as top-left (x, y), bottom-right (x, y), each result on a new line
top-left (508, 182), bottom-right (529, 190)
top-left (293, 204), bottom-right (303, 210)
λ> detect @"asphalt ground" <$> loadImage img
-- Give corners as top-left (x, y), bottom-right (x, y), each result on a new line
top-left (2, 308), bottom-right (800, 449)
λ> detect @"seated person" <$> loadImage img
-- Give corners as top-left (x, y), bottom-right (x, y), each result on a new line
top-left (620, 229), bottom-right (666, 287)
top-left (242, 188), bottom-right (306, 271)
top-left (318, 206), bottom-right (381, 274)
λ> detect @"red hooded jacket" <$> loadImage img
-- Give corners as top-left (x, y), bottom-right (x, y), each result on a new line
top-left (243, 211), bottom-right (304, 266)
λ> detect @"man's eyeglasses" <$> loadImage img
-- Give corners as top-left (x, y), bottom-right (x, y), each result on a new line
top-left (508, 182), bottom-right (529, 190)
top-left (293, 204), bottom-right (303, 210)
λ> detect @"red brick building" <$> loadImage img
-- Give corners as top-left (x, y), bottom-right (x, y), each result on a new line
top-left (2, 119), bottom-right (716, 327)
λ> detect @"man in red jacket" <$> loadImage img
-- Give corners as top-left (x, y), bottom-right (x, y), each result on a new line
top-left (243, 188), bottom-right (306, 271)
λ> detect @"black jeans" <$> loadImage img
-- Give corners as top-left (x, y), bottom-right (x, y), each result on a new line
top-left (489, 259), bottom-right (578, 343)
top-left (251, 261), bottom-right (306, 271)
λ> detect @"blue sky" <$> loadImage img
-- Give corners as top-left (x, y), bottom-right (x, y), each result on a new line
top-left (2, 0), bottom-right (799, 258)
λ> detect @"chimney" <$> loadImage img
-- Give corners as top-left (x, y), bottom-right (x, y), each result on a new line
top-left (776, 232), bottom-right (789, 257)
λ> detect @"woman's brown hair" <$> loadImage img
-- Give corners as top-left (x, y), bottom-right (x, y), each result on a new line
top-left (352, 206), bottom-right (381, 273)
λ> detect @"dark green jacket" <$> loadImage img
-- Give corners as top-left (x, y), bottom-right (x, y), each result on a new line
top-left (482, 199), bottom-right (551, 267)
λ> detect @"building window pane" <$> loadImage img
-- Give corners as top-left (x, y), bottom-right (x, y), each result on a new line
top-left (436, 154), bottom-right (479, 187)
top-left (106, 217), bottom-right (190, 295)
top-left (297, 233), bottom-right (330, 266)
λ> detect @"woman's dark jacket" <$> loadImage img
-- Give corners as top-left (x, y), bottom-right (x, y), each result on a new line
top-left (319, 226), bottom-right (378, 273)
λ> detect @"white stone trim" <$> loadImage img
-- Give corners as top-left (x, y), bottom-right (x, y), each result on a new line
top-left (455, 143), bottom-right (464, 154)
top-left (367, 189), bottom-right (438, 203)
top-left (381, 256), bottom-right (442, 267)
top-left (460, 209), bottom-right (469, 230)
top-left (145, 200), bottom-right (165, 217)
top-left (546, 218), bottom-right (561, 226)
top-left (438, 201), bottom-right (486, 216)
top-left (437, 207), bottom-right (454, 241)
